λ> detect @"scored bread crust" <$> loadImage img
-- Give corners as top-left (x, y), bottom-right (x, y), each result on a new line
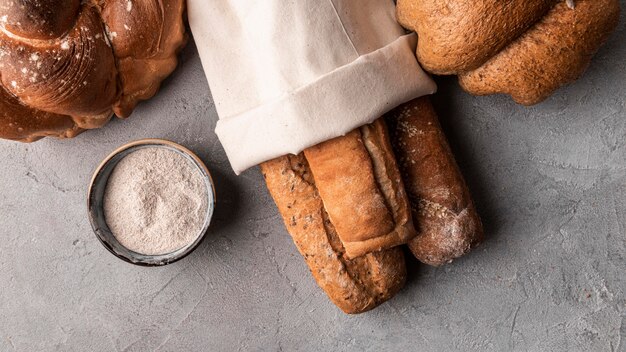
top-left (386, 97), bottom-right (483, 266)
top-left (261, 154), bottom-right (406, 314)
top-left (303, 119), bottom-right (417, 258)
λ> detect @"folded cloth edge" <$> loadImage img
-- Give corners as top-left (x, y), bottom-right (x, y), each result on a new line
top-left (215, 34), bottom-right (437, 174)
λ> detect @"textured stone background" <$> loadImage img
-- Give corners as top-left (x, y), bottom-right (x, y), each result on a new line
top-left (0, 8), bottom-right (624, 352)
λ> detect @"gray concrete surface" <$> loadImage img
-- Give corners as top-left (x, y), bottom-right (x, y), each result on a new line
top-left (0, 10), bottom-right (625, 351)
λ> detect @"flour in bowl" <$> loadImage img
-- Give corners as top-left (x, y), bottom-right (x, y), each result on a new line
top-left (103, 147), bottom-right (209, 255)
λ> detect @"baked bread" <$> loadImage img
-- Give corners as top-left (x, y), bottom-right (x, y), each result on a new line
top-left (397, 0), bottom-right (621, 105)
top-left (261, 153), bottom-right (406, 314)
top-left (261, 100), bottom-right (484, 310)
top-left (303, 120), bottom-right (416, 258)
top-left (386, 97), bottom-right (483, 266)
top-left (0, 0), bottom-right (186, 141)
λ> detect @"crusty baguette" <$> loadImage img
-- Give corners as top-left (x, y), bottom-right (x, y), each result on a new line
top-left (261, 154), bottom-right (406, 314)
top-left (303, 119), bottom-right (416, 258)
top-left (459, 0), bottom-right (621, 105)
top-left (386, 97), bottom-right (483, 266)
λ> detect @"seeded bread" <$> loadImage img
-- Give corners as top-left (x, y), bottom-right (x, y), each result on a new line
top-left (261, 153), bottom-right (406, 314)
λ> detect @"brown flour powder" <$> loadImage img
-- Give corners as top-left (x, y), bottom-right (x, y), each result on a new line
top-left (103, 147), bottom-right (209, 255)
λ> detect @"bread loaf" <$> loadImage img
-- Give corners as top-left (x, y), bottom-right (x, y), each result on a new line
top-left (397, 0), bottom-right (620, 105)
top-left (261, 153), bottom-right (406, 314)
top-left (0, 0), bottom-right (186, 141)
top-left (303, 119), bottom-right (416, 258)
top-left (397, 0), bottom-right (557, 75)
top-left (459, 0), bottom-right (621, 105)
top-left (261, 99), bottom-right (484, 309)
top-left (386, 97), bottom-right (483, 266)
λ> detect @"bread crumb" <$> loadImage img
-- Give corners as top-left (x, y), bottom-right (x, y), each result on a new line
top-left (566, 0), bottom-right (575, 9)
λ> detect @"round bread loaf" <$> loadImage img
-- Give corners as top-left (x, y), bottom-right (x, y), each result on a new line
top-left (397, 0), bottom-right (621, 105)
top-left (0, 0), bottom-right (186, 141)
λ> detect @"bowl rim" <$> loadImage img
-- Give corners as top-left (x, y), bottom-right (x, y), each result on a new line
top-left (87, 138), bottom-right (215, 266)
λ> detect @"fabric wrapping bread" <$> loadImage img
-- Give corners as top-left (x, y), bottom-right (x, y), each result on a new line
top-left (187, 0), bottom-right (437, 174)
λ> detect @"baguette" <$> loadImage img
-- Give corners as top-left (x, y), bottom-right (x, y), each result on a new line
top-left (261, 153), bottom-right (406, 314)
top-left (386, 97), bottom-right (484, 266)
top-left (303, 119), bottom-right (416, 258)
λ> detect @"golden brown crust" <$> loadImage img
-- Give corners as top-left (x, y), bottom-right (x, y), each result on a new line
top-left (0, 85), bottom-right (86, 142)
top-left (304, 130), bottom-right (394, 244)
top-left (303, 119), bottom-right (417, 258)
top-left (1, 0), bottom-right (80, 40)
top-left (260, 154), bottom-right (406, 314)
top-left (386, 97), bottom-right (483, 266)
top-left (396, 0), bottom-right (557, 74)
top-left (459, 0), bottom-right (621, 105)
top-left (397, 0), bottom-right (620, 105)
top-left (0, 4), bottom-right (118, 118)
top-left (0, 0), bottom-right (187, 141)
top-left (101, 0), bottom-right (188, 117)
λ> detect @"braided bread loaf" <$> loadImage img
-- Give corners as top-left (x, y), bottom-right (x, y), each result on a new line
top-left (0, 0), bottom-right (186, 141)
top-left (397, 0), bottom-right (621, 105)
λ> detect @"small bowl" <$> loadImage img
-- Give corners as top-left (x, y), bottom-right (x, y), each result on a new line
top-left (88, 139), bottom-right (215, 266)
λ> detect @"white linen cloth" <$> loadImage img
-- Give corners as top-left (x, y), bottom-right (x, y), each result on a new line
top-left (188, 0), bottom-right (436, 174)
